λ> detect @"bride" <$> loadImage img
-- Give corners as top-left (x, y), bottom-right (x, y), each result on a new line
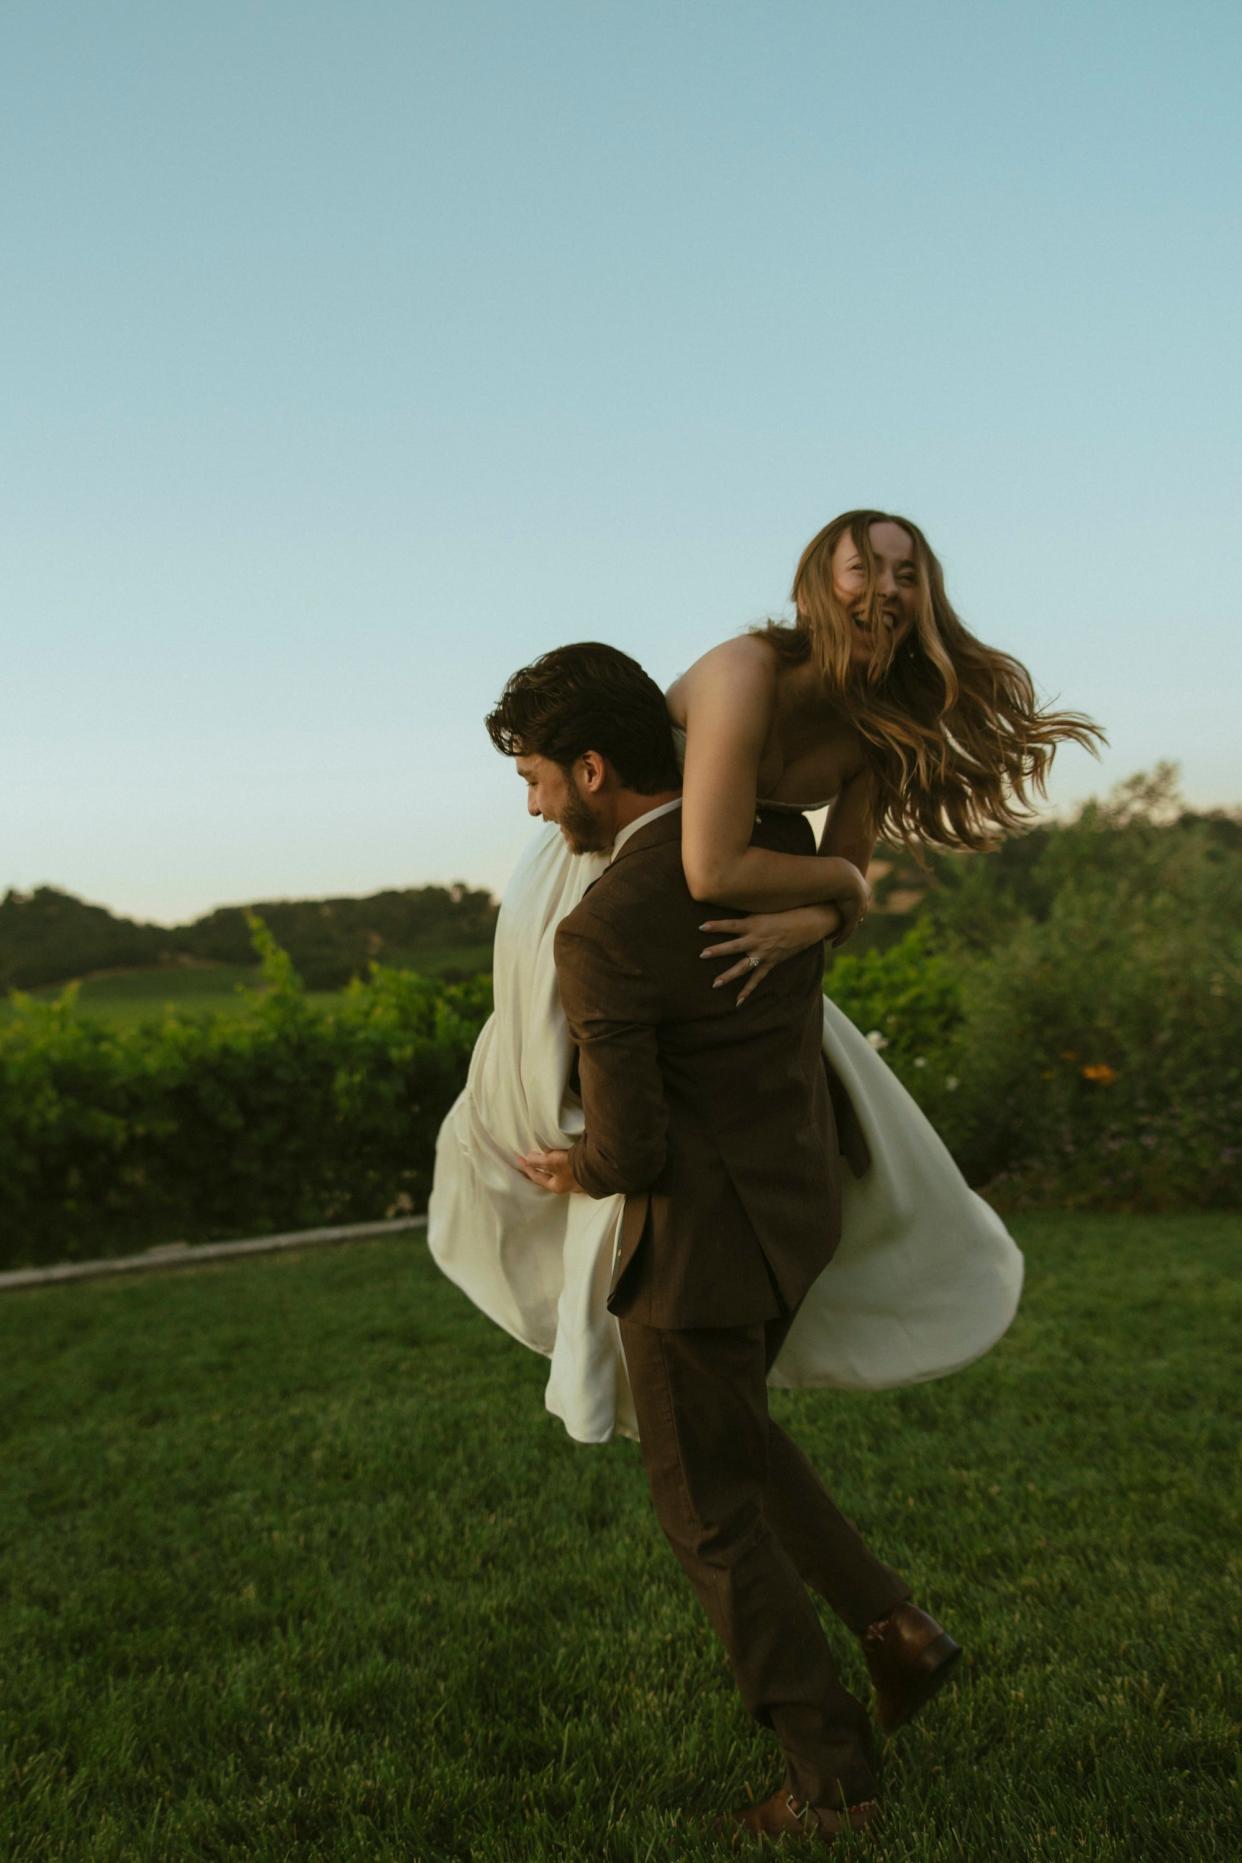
top-left (428, 509), bottom-right (1101, 1442)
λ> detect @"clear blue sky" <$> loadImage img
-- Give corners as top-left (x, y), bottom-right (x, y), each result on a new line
top-left (4, 0), bottom-right (1238, 923)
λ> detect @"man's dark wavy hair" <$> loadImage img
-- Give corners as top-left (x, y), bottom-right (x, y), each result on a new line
top-left (485, 642), bottom-right (681, 794)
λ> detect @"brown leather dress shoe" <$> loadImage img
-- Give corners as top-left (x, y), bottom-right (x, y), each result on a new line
top-left (862, 1601), bottom-right (962, 1734)
top-left (724, 1790), bottom-right (879, 1847)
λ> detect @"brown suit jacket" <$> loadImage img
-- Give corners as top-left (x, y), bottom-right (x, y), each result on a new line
top-left (554, 805), bottom-right (850, 1330)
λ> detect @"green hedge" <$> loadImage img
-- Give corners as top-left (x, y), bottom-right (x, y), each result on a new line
top-left (828, 781), bottom-right (1241, 1213)
top-left (3, 776), bottom-right (1238, 1271)
top-left (0, 921), bottom-right (491, 1271)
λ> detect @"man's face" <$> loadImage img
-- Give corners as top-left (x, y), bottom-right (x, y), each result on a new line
top-left (515, 752), bottom-right (611, 854)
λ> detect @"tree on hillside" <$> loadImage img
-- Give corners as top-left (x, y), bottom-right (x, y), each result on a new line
top-left (0, 887), bottom-right (168, 991)
top-left (923, 763), bottom-right (1241, 954)
top-left (0, 883), bottom-right (500, 992)
top-left (183, 884), bottom-right (498, 986)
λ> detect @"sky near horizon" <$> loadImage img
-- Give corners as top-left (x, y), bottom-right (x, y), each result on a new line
top-left (4, 0), bottom-right (1239, 925)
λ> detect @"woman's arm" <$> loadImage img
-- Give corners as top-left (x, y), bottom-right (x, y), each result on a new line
top-left (817, 766), bottom-right (879, 873)
top-left (677, 638), bottom-right (870, 916)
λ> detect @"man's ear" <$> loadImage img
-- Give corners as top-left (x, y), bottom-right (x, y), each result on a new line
top-left (577, 750), bottom-right (609, 794)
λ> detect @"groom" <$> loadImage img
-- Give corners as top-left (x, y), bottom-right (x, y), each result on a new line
top-left (493, 642), bottom-right (961, 1845)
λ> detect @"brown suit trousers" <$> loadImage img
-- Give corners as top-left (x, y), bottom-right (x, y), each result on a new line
top-left (619, 1306), bottom-right (909, 1807)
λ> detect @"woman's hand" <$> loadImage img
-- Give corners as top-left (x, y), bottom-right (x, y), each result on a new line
top-left (699, 903), bottom-right (845, 1004)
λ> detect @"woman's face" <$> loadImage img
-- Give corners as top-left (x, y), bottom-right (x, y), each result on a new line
top-left (827, 520), bottom-right (919, 667)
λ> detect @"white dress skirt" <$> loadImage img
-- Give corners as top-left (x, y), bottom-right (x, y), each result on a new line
top-left (427, 822), bottom-right (1023, 1444)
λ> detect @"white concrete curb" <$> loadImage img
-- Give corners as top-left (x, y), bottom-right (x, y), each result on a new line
top-left (0, 1215), bottom-right (428, 1292)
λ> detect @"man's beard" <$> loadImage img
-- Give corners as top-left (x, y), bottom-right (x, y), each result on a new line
top-left (558, 781), bottom-right (610, 855)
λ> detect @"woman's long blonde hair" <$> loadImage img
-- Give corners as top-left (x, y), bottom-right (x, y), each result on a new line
top-left (757, 509), bottom-right (1105, 853)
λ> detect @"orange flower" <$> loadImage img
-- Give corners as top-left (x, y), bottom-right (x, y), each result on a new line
top-left (1059, 1049), bottom-right (1079, 1062)
top-left (1080, 1063), bottom-right (1118, 1085)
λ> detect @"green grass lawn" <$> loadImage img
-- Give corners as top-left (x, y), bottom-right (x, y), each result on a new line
top-left (0, 948), bottom-right (495, 1029)
top-left (1, 1213), bottom-right (1237, 1860)
top-left (0, 965), bottom-right (266, 1027)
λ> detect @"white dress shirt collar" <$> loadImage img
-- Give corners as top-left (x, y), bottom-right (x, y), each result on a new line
top-left (609, 796), bottom-right (683, 862)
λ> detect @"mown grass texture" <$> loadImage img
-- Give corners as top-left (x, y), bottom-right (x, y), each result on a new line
top-left (1, 1212), bottom-right (1238, 1860)
top-left (0, 947), bottom-right (497, 1029)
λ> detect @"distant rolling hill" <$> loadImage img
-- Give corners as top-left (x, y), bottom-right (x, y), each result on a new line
top-left (1, 883), bottom-right (500, 994)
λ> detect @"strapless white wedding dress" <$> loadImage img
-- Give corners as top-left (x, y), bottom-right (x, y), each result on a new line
top-left (427, 776), bottom-right (1023, 1443)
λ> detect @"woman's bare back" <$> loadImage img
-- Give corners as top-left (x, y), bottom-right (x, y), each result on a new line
top-left (664, 635), bottom-right (867, 810)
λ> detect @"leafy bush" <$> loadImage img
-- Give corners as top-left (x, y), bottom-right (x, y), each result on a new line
top-left (945, 786), bottom-right (1241, 1209)
top-left (824, 920), bottom-right (968, 1141)
top-left (3, 770), bottom-right (1238, 1269)
top-left (833, 770), bottom-right (1241, 1210)
top-left (0, 918), bottom-right (492, 1270)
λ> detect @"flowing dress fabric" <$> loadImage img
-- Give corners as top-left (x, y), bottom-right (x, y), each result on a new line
top-left (428, 813), bottom-right (1023, 1444)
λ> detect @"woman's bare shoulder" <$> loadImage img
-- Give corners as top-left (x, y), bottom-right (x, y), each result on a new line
top-left (665, 633), bottom-right (778, 724)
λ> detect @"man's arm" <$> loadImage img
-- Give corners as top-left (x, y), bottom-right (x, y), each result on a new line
top-left (552, 906), bottom-right (668, 1197)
